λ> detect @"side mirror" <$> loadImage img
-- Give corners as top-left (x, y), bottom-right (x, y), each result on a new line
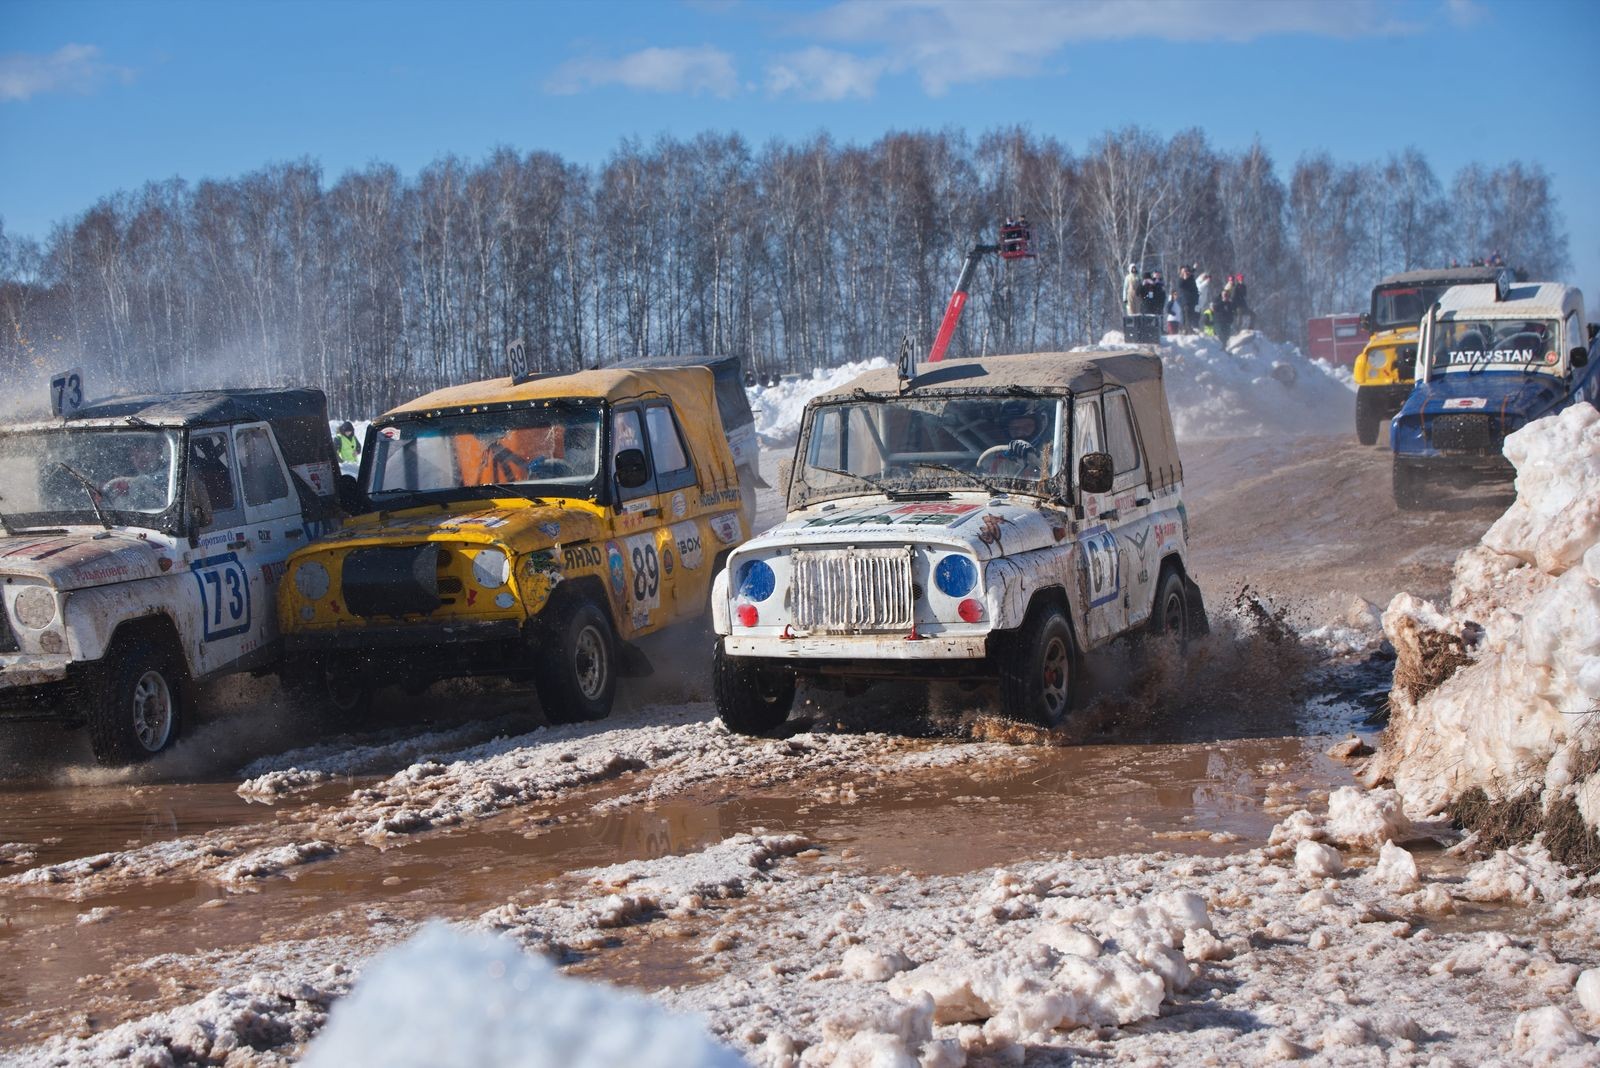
top-left (615, 448), bottom-right (650, 490)
top-left (1588, 323), bottom-right (1598, 342)
top-left (1571, 347), bottom-right (1588, 369)
top-left (186, 497), bottom-right (211, 545)
top-left (1358, 313), bottom-right (1372, 333)
top-left (1078, 452), bottom-right (1114, 495)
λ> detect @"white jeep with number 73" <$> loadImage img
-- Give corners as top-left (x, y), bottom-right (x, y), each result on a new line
top-left (710, 350), bottom-right (1206, 733)
top-left (0, 385), bottom-right (342, 764)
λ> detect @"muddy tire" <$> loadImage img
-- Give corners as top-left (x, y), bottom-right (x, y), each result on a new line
top-left (280, 657), bottom-right (371, 726)
top-left (713, 641), bottom-right (796, 735)
top-left (998, 604), bottom-right (1075, 729)
top-left (1392, 460), bottom-right (1427, 511)
top-left (1355, 391), bottom-right (1381, 446)
top-left (535, 600), bottom-right (617, 724)
top-left (83, 637), bottom-right (185, 766)
top-left (1148, 568), bottom-right (1191, 649)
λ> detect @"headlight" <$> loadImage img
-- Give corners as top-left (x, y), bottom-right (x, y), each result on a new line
top-left (13, 586), bottom-right (57, 629)
top-left (294, 561), bottom-right (331, 600)
top-left (472, 549), bottom-right (509, 588)
top-left (934, 554), bottom-right (978, 597)
top-left (1367, 350), bottom-right (1389, 371)
top-left (736, 559), bottom-right (776, 602)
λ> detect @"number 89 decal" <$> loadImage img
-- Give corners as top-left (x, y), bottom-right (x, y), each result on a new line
top-left (189, 553), bottom-right (253, 641)
top-left (625, 534), bottom-right (661, 610)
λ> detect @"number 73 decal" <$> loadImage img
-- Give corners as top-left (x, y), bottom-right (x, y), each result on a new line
top-left (189, 553), bottom-right (253, 641)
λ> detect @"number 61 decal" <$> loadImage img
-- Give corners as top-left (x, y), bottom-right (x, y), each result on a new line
top-left (189, 553), bottom-right (252, 640)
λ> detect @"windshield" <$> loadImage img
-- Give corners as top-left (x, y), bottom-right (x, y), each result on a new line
top-left (1370, 285), bottom-right (1453, 331)
top-left (365, 404), bottom-right (604, 506)
top-left (1429, 318), bottom-right (1562, 372)
top-left (0, 428), bottom-right (180, 528)
top-left (797, 394), bottom-right (1066, 504)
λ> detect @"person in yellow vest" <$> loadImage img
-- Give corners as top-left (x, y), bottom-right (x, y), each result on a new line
top-left (334, 421), bottom-right (361, 464)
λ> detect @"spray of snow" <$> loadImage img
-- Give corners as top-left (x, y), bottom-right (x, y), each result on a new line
top-left (1373, 403), bottom-right (1600, 827)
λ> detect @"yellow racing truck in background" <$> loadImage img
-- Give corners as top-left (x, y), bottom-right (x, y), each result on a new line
top-left (278, 365), bottom-right (751, 723)
top-left (1354, 266), bottom-right (1509, 444)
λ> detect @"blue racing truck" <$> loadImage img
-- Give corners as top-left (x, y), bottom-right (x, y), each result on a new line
top-left (1391, 273), bottom-right (1598, 509)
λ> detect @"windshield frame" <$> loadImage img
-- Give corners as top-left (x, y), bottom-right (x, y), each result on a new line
top-left (0, 425), bottom-right (189, 536)
top-left (359, 399), bottom-right (610, 512)
top-left (789, 390), bottom-right (1075, 511)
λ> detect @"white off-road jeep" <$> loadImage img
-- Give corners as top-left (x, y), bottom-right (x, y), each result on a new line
top-left (0, 387), bottom-right (342, 764)
top-left (710, 350), bottom-right (1205, 733)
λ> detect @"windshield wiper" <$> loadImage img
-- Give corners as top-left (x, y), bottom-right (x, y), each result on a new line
top-left (55, 463), bottom-right (112, 530)
top-left (906, 460), bottom-right (1008, 497)
top-left (810, 467), bottom-right (890, 496)
top-left (479, 483), bottom-right (548, 505)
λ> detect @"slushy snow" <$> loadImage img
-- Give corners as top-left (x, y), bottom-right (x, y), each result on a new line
top-left (1375, 403), bottom-right (1600, 827)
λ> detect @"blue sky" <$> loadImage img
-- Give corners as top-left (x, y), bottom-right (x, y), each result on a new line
top-left (3, 0), bottom-right (1598, 300)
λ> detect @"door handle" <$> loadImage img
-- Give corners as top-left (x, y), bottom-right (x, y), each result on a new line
top-left (227, 538), bottom-right (249, 551)
top-left (1097, 509), bottom-right (1119, 522)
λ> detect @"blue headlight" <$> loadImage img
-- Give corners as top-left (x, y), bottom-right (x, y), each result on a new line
top-left (934, 554), bottom-right (977, 597)
top-left (736, 559), bottom-right (776, 602)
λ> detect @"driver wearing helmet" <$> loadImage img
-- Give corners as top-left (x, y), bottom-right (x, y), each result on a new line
top-left (994, 400), bottom-right (1049, 467)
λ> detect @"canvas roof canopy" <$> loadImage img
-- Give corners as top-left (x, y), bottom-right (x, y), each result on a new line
top-left (813, 349), bottom-right (1183, 492)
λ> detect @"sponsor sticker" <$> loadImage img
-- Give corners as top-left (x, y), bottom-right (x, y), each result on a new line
top-left (670, 492), bottom-right (688, 519)
top-left (538, 521), bottom-right (562, 538)
top-left (1442, 397), bottom-right (1488, 410)
top-left (605, 541), bottom-right (626, 595)
top-left (671, 522), bottom-right (704, 569)
top-left (710, 512), bottom-right (742, 545)
top-left (563, 544), bottom-right (604, 570)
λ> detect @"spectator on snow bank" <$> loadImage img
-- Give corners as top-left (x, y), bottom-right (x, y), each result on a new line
top-left (1195, 270), bottom-right (1218, 319)
top-left (1177, 265), bottom-right (1200, 333)
top-left (1139, 271), bottom-right (1167, 316)
top-left (1165, 291), bottom-right (1183, 335)
top-left (334, 421), bottom-right (361, 464)
top-left (1123, 263), bottom-right (1141, 317)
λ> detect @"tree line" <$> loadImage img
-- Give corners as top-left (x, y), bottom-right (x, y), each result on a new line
top-left (0, 126), bottom-right (1570, 416)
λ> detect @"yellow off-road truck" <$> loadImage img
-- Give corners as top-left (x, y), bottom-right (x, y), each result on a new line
top-left (1353, 266), bottom-right (1508, 444)
top-left (277, 365), bottom-right (751, 723)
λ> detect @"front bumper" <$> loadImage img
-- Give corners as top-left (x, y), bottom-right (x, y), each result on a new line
top-left (0, 655), bottom-right (81, 721)
top-left (285, 618), bottom-right (523, 653)
top-left (724, 633), bottom-right (989, 661)
top-left (1356, 383), bottom-right (1412, 419)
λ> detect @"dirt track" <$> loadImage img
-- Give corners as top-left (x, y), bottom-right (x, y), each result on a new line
top-left (0, 433), bottom-right (1510, 1059)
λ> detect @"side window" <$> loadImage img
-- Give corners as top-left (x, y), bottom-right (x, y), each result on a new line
top-left (612, 408), bottom-right (655, 501)
top-left (1103, 391), bottom-right (1143, 478)
top-left (644, 404), bottom-right (695, 492)
top-left (234, 425), bottom-right (290, 507)
top-left (1073, 396), bottom-right (1104, 460)
top-left (189, 431), bottom-right (240, 523)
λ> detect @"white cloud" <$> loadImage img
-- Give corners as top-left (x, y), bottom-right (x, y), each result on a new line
top-left (0, 43), bottom-right (132, 103)
top-left (1444, 0), bottom-right (1488, 28)
top-left (798, 0), bottom-right (1421, 95)
top-left (765, 47), bottom-right (886, 100)
top-left (545, 45), bottom-right (738, 97)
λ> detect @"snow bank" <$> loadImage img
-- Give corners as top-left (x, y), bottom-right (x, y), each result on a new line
top-left (303, 924), bottom-right (745, 1068)
top-left (1086, 330), bottom-right (1353, 440)
top-left (1374, 403), bottom-right (1600, 832)
top-left (746, 359), bottom-right (890, 448)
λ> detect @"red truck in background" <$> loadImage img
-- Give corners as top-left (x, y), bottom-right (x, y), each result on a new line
top-left (1306, 314), bottom-right (1370, 367)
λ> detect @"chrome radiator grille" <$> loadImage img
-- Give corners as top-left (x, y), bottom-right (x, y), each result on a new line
top-left (791, 547), bottom-right (914, 633)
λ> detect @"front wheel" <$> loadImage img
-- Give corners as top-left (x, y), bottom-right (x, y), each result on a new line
top-left (713, 642), bottom-right (797, 735)
top-left (1355, 391), bottom-right (1380, 446)
top-left (84, 637), bottom-right (186, 766)
top-left (998, 605), bottom-right (1076, 729)
top-left (1148, 569), bottom-right (1191, 649)
top-left (1392, 461), bottom-right (1427, 511)
top-left (280, 657), bottom-right (372, 726)
top-left (535, 600), bottom-right (617, 724)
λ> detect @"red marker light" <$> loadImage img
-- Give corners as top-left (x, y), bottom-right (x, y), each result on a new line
top-left (958, 598), bottom-right (984, 623)
top-left (736, 604), bottom-right (759, 627)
